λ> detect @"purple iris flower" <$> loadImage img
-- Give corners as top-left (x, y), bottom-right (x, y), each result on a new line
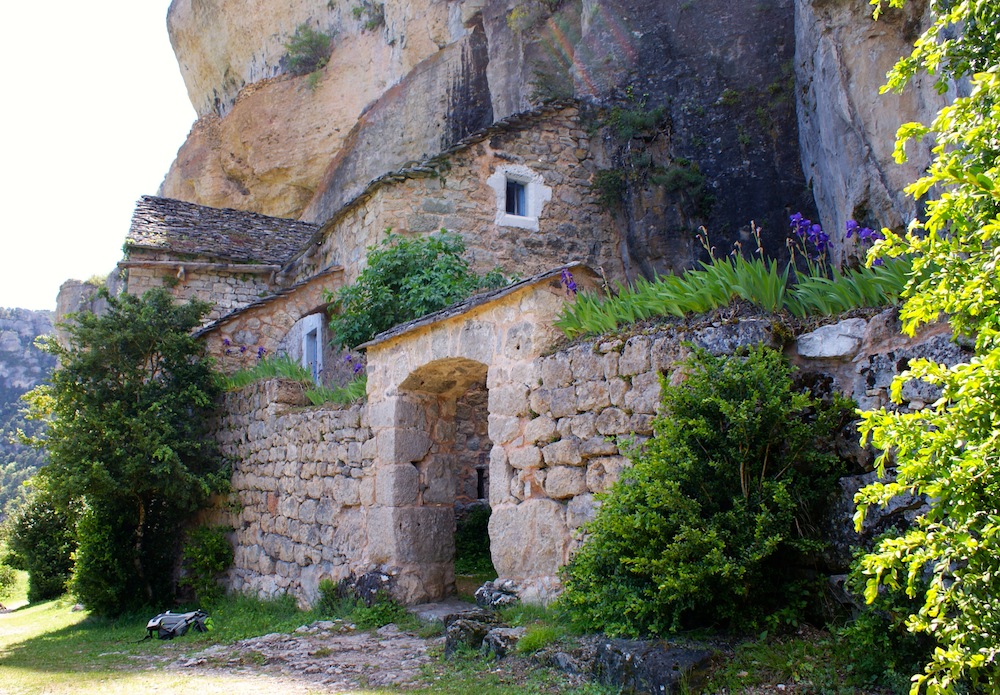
top-left (561, 268), bottom-right (578, 296)
top-left (257, 346), bottom-right (267, 359)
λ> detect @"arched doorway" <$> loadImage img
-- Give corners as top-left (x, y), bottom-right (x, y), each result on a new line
top-left (368, 357), bottom-right (492, 602)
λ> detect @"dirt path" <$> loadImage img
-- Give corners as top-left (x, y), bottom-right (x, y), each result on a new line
top-left (168, 620), bottom-right (437, 693)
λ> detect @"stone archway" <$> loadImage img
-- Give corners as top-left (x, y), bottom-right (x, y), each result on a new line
top-left (362, 266), bottom-right (601, 604)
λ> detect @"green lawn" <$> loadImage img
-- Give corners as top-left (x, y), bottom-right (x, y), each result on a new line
top-left (0, 587), bottom-right (609, 695)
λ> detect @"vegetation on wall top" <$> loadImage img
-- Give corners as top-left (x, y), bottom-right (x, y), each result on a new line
top-left (326, 230), bottom-right (509, 351)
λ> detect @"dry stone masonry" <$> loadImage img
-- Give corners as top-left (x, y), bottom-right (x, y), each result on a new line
top-left (211, 263), bottom-right (966, 607)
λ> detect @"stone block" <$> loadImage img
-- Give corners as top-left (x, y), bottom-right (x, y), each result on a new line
top-left (624, 372), bottom-right (661, 414)
top-left (489, 500), bottom-right (571, 579)
top-left (540, 353), bottom-right (572, 388)
top-left (524, 415), bottom-right (557, 444)
top-left (541, 437), bottom-right (583, 466)
top-left (608, 377), bottom-right (628, 406)
top-left (580, 436), bottom-right (619, 458)
top-left (797, 318), bottom-right (868, 360)
top-left (545, 466), bottom-right (587, 499)
top-left (570, 349), bottom-right (603, 380)
top-left (549, 386), bottom-right (579, 419)
top-left (587, 456), bottom-right (629, 493)
top-left (375, 464), bottom-right (420, 505)
top-left (528, 388), bottom-right (551, 416)
top-left (488, 415), bottom-right (521, 445)
top-left (619, 336), bottom-right (652, 376)
top-left (567, 493), bottom-right (597, 529)
top-left (333, 477), bottom-right (361, 505)
top-left (508, 445), bottom-right (542, 469)
top-left (569, 412), bottom-right (596, 440)
top-left (576, 381), bottom-right (610, 412)
top-left (377, 428), bottom-right (432, 463)
top-left (298, 499), bottom-right (317, 524)
top-left (596, 408), bottom-right (630, 436)
top-left (489, 384), bottom-right (531, 417)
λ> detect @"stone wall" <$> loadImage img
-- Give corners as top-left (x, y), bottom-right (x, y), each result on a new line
top-left (214, 294), bottom-right (967, 606)
top-left (199, 269), bottom-right (341, 373)
top-left (125, 261), bottom-right (276, 323)
top-left (213, 378), bottom-right (373, 603)
top-left (287, 106), bottom-right (624, 288)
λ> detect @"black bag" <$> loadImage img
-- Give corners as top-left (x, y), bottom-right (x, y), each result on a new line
top-left (145, 610), bottom-right (209, 639)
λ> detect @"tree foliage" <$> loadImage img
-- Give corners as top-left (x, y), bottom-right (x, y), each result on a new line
top-left (327, 231), bottom-right (507, 350)
top-left (20, 288), bottom-right (224, 615)
top-left (2, 481), bottom-right (78, 602)
top-left (855, 1), bottom-right (1000, 692)
top-left (560, 347), bottom-right (847, 636)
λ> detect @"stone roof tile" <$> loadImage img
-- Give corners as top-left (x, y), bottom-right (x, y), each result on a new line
top-left (126, 195), bottom-right (321, 265)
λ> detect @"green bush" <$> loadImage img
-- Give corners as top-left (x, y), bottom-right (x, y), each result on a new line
top-left (327, 230), bottom-right (508, 350)
top-left (22, 288), bottom-right (224, 616)
top-left (180, 525), bottom-right (234, 606)
top-left (3, 483), bottom-right (78, 603)
top-left (0, 563), bottom-right (18, 601)
top-left (852, 1), bottom-right (1000, 690)
top-left (284, 23), bottom-right (333, 76)
top-left (559, 346), bottom-right (848, 636)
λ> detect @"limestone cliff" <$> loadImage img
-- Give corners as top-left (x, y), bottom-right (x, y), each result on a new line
top-left (161, 0), bottom-right (942, 275)
top-left (0, 308), bottom-right (56, 513)
top-left (795, 0), bottom-right (946, 265)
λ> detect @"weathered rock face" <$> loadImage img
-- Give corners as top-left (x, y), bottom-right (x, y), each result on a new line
top-left (162, 0), bottom-right (478, 217)
top-left (163, 0), bottom-right (819, 277)
top-left (0, 308), bottom-right (57, 512)
top-left (795, 0), bottom-right (947, 264)
top-left (0, 308), bottom-right (55, 390)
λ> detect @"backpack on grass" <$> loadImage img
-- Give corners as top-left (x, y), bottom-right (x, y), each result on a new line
top-left (145, 610), bottom-right (209, 640)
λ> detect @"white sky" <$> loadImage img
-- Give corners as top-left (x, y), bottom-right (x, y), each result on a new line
top-left (0, 2), bottom-right (196, 312)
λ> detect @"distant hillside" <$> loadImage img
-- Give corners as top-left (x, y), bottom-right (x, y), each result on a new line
top-left (0, 308), bottom-right (56, 514)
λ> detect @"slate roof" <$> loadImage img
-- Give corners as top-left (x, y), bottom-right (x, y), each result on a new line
top-left (126, 196), bottom-right (321, 265)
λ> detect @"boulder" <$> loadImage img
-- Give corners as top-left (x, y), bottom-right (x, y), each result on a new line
top-left (593, 639), bottom-right (714, 695)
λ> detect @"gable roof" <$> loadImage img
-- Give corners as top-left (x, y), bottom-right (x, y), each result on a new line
top-left (125, 195), bottom-right (321, 265)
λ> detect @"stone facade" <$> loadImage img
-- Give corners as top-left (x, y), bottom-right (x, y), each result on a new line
top-left (213, 260), bottom-right (967, 606)
top-left (197, 268), bottom-right (342, 374)
top-left (213, 378), bottom-right (373, 603)
top-left (284, 106), bottom-right (625, 289)
top-left (124, 259), bottom-right (277, 324)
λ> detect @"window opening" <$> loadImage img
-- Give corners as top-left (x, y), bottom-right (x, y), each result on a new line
top-left (476, 468), bottom-right (487, 500)
top-left (506, 179), bottom-right (526, 217)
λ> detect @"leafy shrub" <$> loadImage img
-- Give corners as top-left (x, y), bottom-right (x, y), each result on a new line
top-left (3, 483), bottom-right (78, 603)
top-left (454, 505), bottom-right (494, 575)
top-left (327, 230), bottom-right (509, 350)
top-left (284, 23), bottom-right (333, 76)
top-left (22, 288), bottom-right (224, 615)
top-left (351, 0), bottom-right (384, 31)
top-left (315, 579), bottom-right (414, 630)
top-left (180, 525), bottom-right (234, 606)
top-left (559, 346), bottom-right (848, 636)
top-left (0, 563), bottom-right (18, 601)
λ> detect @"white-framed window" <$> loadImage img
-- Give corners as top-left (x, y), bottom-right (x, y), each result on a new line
top-left (487, 164), bottom-right (552, 231)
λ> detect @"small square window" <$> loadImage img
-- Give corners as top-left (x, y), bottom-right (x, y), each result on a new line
top-left (506, 179), bottom-right (527, 217)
